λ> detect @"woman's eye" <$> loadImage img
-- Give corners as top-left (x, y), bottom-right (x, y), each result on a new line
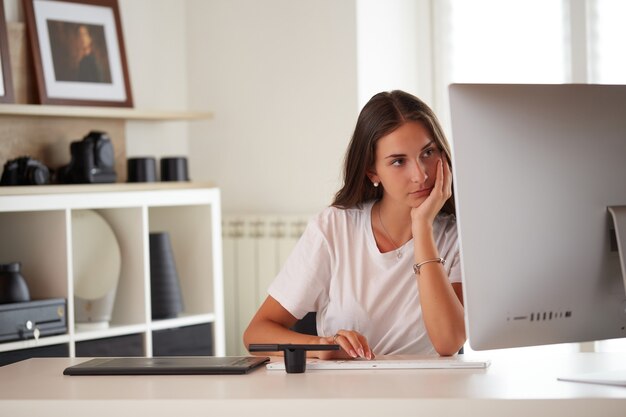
top-left (391, 158), bottom-right (405, 166)
top-left (421, 147), bottom-right (441, 160)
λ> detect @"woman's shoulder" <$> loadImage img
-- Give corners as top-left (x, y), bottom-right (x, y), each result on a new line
top-left (313, 201), bottom-right (374, 230)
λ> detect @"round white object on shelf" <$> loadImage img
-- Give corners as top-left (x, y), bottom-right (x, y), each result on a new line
top-left (72, 210), bottom-right (121, 326)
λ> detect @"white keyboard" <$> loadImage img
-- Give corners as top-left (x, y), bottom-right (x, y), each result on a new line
top-left (266, 355), bottom-right (490, 371)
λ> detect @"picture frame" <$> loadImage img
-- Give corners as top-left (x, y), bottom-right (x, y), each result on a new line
top-left (0, 0), bottom-right (15, 103)
top-left (23, 0), bottom-right (133, 107)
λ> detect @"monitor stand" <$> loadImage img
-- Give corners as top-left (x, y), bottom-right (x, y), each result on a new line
top-left (557, 370), bottom-right (626, 387)
top-left (608, 206), bottom-right (626, 295)
top-left (556, 206), bottom-right (626, 387)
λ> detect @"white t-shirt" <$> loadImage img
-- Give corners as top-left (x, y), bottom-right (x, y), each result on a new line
top-left (268, 200), bottom-right (462, 355)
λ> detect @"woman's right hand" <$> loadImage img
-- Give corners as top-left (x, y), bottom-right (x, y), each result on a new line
top-left (317, 329), bottom-right (374, 360)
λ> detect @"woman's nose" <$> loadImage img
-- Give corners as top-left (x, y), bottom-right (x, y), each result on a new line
top-left (410, 159), bottom-right (428, 183)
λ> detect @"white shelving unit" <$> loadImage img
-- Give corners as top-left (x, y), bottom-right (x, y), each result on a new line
top-left (0, 182), bottom-right (225, 357)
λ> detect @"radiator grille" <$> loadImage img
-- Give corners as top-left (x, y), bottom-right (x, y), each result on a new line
top-left (222, 215), bottom-right (310, 355)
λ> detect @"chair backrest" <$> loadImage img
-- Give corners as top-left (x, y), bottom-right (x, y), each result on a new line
top-left (290, 312), bottom-right (317, 336)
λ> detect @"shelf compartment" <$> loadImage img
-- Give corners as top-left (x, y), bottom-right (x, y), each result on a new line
top-left (70, 207), bottom-right (147, 329)
top-left (148, 205), bottom-right (215, 317)
top-left (0, 342), bottom-right (69, 366)
top-left (75, 332), bottom-right (145, 357)
top-left (0, 210), bottom-right (68, 302)
top-left (152, 323), bottom-right (213, 356)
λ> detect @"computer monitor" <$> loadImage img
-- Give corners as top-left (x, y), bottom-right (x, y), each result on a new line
top-left (449, 83), bottom-right (626, 352)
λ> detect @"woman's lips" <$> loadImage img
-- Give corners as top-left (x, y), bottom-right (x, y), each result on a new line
top-left (410, 187), bottom-right (433, 198)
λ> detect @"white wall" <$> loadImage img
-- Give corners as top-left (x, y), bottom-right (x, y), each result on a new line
top-left (356, 0), bottom-right (423, 107)
top-left (118, 0), bottom-right (190, 160)
top-left (185, 0), bottom-right (359, 214)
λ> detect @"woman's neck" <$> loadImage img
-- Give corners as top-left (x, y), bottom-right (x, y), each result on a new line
top-left (374, 200), bottom-right (413, 248)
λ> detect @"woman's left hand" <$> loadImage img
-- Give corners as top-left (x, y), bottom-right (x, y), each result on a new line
top-left (411, 154), bottom-right (452, 229)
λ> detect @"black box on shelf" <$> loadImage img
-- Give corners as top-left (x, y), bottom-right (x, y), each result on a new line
top-left (76, 333), bottom-right (144, 357)
top-left (0, 298), bottom-right (67, 342)
top-left (153, 323), bottom-right (213, 356)
top-left (0, 343), bottom-right (69, 367)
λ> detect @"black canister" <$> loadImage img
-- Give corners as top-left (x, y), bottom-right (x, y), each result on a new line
top-left (127, 157), bottom-right (157, 183)
top-left (160, 157), bottom-right (190, 182)
top-left (149, 232), bottom-right (184, 319)
top-left (0, 262), bottom-right (31, 304)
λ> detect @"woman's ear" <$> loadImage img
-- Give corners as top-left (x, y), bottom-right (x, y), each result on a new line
top-left (367, 171), bottom-right (379, 186)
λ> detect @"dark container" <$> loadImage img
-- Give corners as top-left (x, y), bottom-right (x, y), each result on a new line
top-left (127, 157), bottom-right (157, 183)
top-left (149, 232), bottom-right (184, 319)
top-left (160, 157), bottom-right (189, 182)
top-left (0, 262), bottom-right (30, 304)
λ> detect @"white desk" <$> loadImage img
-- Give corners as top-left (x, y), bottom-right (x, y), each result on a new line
top-left (1, 353), bottom-right (625, 417)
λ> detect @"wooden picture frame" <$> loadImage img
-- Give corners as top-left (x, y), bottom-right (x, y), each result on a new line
top-left (0, 0), bottom-right (15, 103)
top-left (23, 0), bottom-right (133, 107)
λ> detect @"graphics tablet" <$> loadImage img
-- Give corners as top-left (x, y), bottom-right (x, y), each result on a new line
top-left (63, 356), bottom-right (270, 375)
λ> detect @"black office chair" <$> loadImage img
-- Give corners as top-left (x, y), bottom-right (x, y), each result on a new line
top-left (291, 312), bottom-right (318, 336)
top-left (291, 312), bottom-right (464, 354)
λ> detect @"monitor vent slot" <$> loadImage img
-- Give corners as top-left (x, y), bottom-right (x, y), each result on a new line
top-left (529, 311), bottom-right (572, 322)
top-left (509, 311), bottom-right (573, 322)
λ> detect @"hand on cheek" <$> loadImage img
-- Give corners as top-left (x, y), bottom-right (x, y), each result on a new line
top-left (411, 155), bottom-right (452, 228)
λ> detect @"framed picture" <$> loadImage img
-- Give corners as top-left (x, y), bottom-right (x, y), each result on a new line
top-left (23, 0), bottom-right (133, 107)
top-left (0, 0), bottom-right (15, 103)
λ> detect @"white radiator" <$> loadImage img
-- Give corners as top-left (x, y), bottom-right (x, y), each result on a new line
top-left (222, 215), bottom-right (311, 355)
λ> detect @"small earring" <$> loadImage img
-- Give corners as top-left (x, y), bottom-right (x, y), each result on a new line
top-left (373, 181), bottom-right (379, 187)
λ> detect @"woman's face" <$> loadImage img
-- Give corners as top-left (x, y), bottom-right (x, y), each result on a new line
top-left (369, 121), bottom-right (442, 208)
top-left (78, 26), bottom-right (93, 52)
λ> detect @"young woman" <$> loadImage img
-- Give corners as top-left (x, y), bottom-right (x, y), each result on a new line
top-left (243, 90), bottom-right (466, 359)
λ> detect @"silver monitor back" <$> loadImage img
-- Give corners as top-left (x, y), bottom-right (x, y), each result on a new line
top-left (449, 84), bottom-right (626, 350)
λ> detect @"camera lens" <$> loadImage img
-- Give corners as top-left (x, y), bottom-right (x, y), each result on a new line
top-left (95, 139), bottom-right (115, 168)
top-left (26, 165), bottom-right (50, 185)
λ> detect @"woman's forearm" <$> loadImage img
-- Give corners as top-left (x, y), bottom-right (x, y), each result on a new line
top-left (413, 226), bottom-right (466, 356)
top-left (243, 318), bottom-right (319, 352)
top-left (416, 268), bottom-right (466, 355)
top-left (243, 297), bottom-right (325, 358)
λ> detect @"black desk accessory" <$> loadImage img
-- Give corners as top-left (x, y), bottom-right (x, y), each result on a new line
top-left (63, 356), bottom-right (270, 376)
top-left (248, 343), bottom-right (339, 373)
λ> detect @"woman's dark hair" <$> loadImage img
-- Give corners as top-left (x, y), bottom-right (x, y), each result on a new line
top-left (332, 90), bottom-right (455, 216)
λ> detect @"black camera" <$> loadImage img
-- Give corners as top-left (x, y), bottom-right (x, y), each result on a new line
top-left (0, 156), bottom-right (50, 186)
top-left (58, 131), bottom-right (117, 184)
